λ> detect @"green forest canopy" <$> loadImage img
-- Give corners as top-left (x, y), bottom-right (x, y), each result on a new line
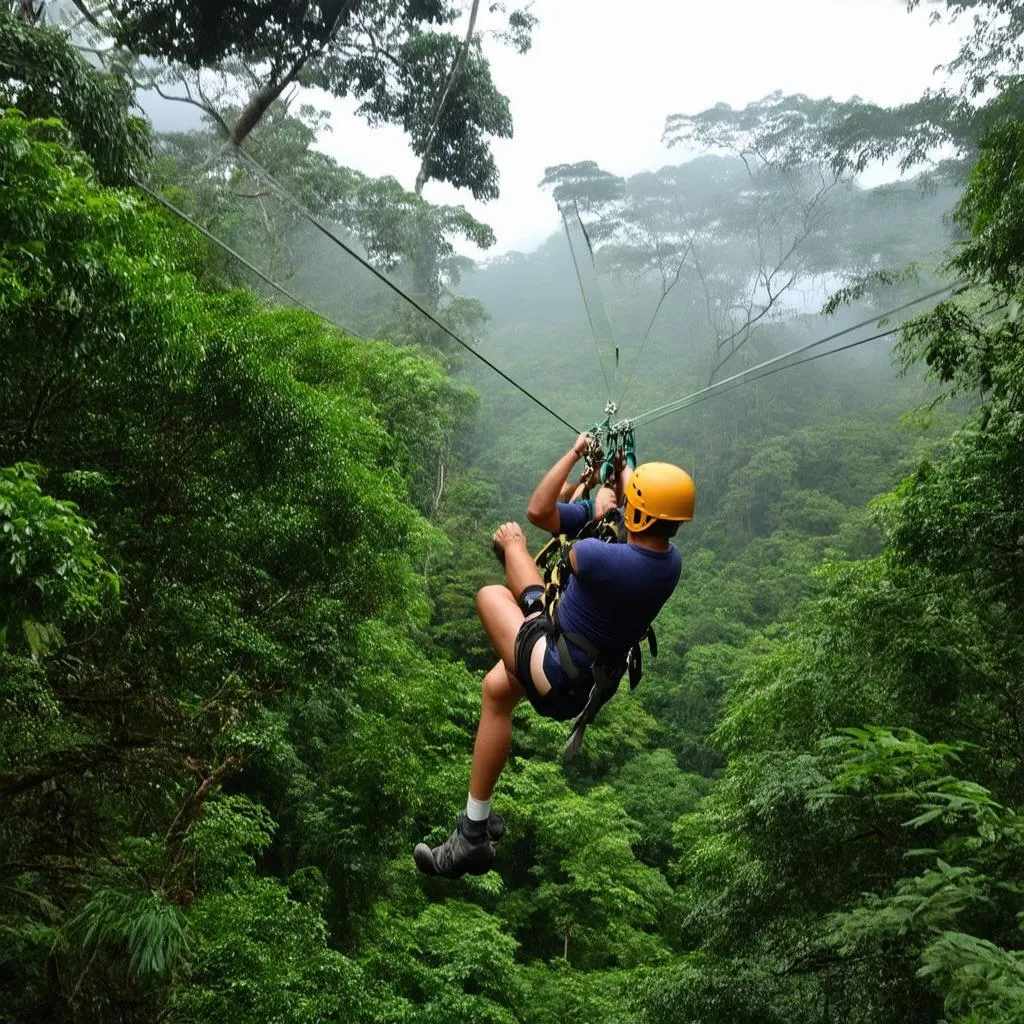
top-left (1, 3), bottom-right (1024, 1023)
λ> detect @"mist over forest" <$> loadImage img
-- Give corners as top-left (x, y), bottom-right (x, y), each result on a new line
top-left (2, 3), bottom-right (1023, 1024)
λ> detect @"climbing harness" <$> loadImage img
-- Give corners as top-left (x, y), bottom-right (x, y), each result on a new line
top-left (533, 511), bottom-right (657, 764)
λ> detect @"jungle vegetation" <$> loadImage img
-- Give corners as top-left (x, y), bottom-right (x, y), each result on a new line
top-left (1, 2), bottom-right (1022, 1023)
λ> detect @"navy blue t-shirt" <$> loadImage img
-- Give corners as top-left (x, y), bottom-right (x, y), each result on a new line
top-left (542, 535), bottom-right (681, 686)
top-left (555, 500), bottom-right (624, 540)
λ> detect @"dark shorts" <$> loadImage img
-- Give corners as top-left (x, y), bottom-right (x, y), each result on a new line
top-left (513, 614), bottom-right (590, 722)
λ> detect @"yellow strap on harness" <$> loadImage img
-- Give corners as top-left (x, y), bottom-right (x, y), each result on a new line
top-left (534, 515), bottom-right (621, 619)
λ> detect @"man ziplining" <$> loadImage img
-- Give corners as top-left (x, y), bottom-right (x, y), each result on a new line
top-left (414, 433), bottom-right (695, 879)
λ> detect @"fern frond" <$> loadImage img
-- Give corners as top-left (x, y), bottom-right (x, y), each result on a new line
top-left (72, 887), bottom-right (189, 977)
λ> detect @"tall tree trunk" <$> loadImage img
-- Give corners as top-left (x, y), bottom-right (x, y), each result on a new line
top-left (414, 0), bottom-right (480, 196)
top-left (17, 0), bottom-right (44, 24)
top-left (224, 60), bottom-right (306, 151)
top-left (222, 0), bottom-right (355, 153)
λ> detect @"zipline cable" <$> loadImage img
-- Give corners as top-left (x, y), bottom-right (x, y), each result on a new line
top-left (140, 159), bottom-right (968, 443)
top-left (559, 202), bottom-right (616, 401)
top-left (133, 178), bottom-right (363, 335)
top-left (232, 147), bottom-right (580, 434)
top-left (139, 90), bottom-right (964, 442)
top-left (641, 326), bottom-right (900, 425)
top-left (632, 280), bottom-right (966, 424)
top-left (617, 239), bottom-right (693, 410)
top-left (50, 34), bottom-right (582, 436)
top-left (62, 24), bottom-right (974, 444)
top-left (138, 73), bottom-right (961, 443)
top-left (641, 289), bottom-right (1005, 426)
top-left (631, 280), bottom-right (968, 426)
top-left (133, 170), bottom-right (579, 436)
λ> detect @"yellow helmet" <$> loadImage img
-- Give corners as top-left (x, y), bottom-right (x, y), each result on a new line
top-left (624, 462), bottom-right (695, 533)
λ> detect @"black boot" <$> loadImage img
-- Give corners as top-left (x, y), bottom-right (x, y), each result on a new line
top-left (487, 811), bottom-right (505, 842)
top-left (414, 812), bottom-right (495, 878)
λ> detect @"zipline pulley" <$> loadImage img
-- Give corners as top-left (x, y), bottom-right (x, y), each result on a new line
top-left (582, 414), bottom-right (636, 484)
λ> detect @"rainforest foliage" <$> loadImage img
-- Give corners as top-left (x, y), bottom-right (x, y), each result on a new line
top-left (1, 3), bottom-right (1023, 1023)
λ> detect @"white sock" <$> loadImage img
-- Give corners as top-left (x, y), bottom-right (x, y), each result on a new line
top-left (466, 794), bottom-right (491, 822)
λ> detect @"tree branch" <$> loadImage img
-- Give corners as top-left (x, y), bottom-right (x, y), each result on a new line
top-left (163, 752), bottom-right (244, 854)
top-left (217, 0), bottom-right (357, 154)
top-left (22, 368), bottom-right (61, 447)
top-left (67, 0), bottom-right (105, 32)
top-left (16, 0), bottom-right (45, 25)
top-left (433, 456), bottom-right (445, 512)
top-left (415, 0), bottom-right (481, 196)
top-left (0, 737), bottom-right (156, 799)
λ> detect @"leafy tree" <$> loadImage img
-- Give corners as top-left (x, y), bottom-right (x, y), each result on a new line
top-left (361, 898), bottom-right (526, 1024)
top-left (0, 103), bottom-right (490, 1019)
top-left (519, 962), bottom-right (638, 1024)
top-left (498, 763), bottom-right (671, 969)
top-left (0, 10), bottom-right (148, 182)
top-left (70, 0), bottom-right (534, 198)
top-left (0, 464), bottom-right (118, 657)
top-left (610, 749), bottom-right (713, 867)
top-left (540, 153), bottom-right (957, 389)
top-left (816, 728), bottom-right (1024, 1024)
top-left (152, 99), bottom-right (496, 346)
top-left (662, 1), bottom-right (1024, 191)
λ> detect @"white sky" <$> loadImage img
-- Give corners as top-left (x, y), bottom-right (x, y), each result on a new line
top-left (309, 0), bottom-right (965, 256)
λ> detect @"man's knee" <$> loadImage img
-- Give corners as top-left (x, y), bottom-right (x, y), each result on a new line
top-left (482, 662), bottom-right (521, 712)
top-left (482, 662), bottom-right (506, 697)
top-left (476, 583), bottom-right (510, 617)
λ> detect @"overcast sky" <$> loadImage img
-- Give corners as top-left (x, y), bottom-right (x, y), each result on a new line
top-left (304, 0), bottom-right (964, 256)
top-left (139, 0), bottom-right (966, 257)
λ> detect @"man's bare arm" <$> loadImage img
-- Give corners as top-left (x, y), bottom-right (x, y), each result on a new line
top-left (527, 434), bottom-right (591, 533)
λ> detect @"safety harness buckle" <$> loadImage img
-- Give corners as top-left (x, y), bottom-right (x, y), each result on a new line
top-left (517, 584), bottom-right (545, 618)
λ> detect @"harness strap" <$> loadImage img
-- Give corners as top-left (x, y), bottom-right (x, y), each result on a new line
top-left (627, 625), bottom-right (656, 690)
top-left (562, 659), bottom-right (623, 763)
top-left (559, 625), bottom-right (658, 763)
top-left (552, 609), bottom-right (601, 685)
top-left (532, 514), bottom-right (658, 763)
top-left (553, 607), bottom-right (628, 763)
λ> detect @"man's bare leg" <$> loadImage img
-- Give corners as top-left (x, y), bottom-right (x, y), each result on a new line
top-left (413, 522), bottom-right (543, 877)
top-left (469, 661), bottom-right (524, 800)
top-left (470, 523), bottom-right (545, 798)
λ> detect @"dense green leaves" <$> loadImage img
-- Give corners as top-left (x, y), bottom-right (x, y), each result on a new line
top-left (74, 888), bottom-right (190, 979)
top-left (954, 120), bottom-right (1024, 291)
top-left (153, 101), bottom-right (497, 351)
top-left (0, 463), bottom-right (117, 654)
top-left (0, 106), bottom-right (489, 1019)
top-left (108, 0), bottom-right (530, 193)
top-left (174, 878), bottom-right (371, 1024)
top-left (6, 5), bottom-right (1024, 1022)
top-left (0, 11), bottom-right (149, 182)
